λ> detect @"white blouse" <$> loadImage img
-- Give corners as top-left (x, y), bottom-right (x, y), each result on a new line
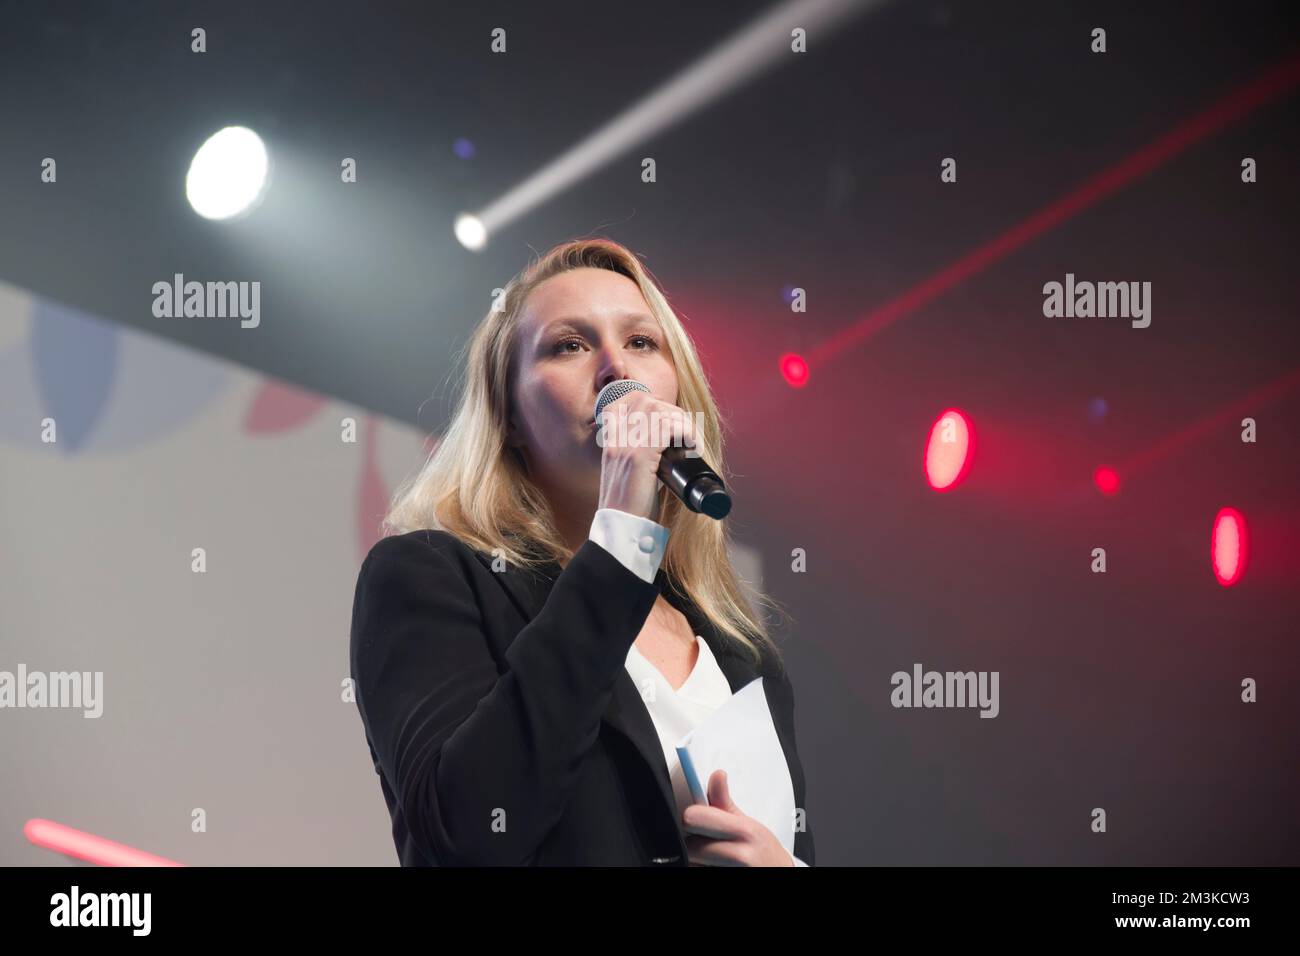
top-left (588, 508), bottom-right (809, 866)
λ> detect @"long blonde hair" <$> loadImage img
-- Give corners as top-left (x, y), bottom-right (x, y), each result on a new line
top-left (383, 238), bottom-right (785, 671)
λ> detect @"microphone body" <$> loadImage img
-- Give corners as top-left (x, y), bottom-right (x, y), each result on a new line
top-left (657, 444), bottom-right (732, 519)
top-left (593, 380), bottom-right (732, 520)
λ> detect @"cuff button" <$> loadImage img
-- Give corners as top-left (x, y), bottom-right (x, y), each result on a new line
top-left (638, 534), bottom-right (656, 553)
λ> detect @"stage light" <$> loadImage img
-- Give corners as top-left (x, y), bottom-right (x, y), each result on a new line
top-left (454, 213), bottom-right (487, 251)
top-left (456, 0), bottom-right (879, 246)
top-left (1093, 466), bottom-right (1121, 496)
top-left (925, 408), bottom-right (973, 491)
top-left (186, 126), bottom-right (270, 220)
top-left (780, 353), bottom-right (809, 388)
top-left (24, 818), bottom-right (184, 867)
top-left (1212, 506), bottom-right (1247, 586)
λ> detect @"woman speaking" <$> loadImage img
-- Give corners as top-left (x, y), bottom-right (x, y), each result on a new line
top-left (349, 238), bottom-right (814, 866)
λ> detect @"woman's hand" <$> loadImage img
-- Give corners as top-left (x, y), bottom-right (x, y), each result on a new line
top-left (596, 390), bottom-right (696, 521)
top-left (681, 770), bottom-right (794, 867)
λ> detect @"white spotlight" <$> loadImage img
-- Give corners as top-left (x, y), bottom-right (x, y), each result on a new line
top-left (455, 213), bottom-right (488, 251)
top-left (186, 126), bottom-right (270, 220)
top-left (465, 0), bottom-right (879, 240)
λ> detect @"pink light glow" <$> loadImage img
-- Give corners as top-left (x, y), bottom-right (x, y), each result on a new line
top-left (779, 353), bottom-right (809, 388)
top-left (23, 818), bottom-right (184, 867)
top-left (1093, 466), bottom-right (1121, 496)
top-left (925, 408), bottom-right (974, 491)
top-left (1212, 507), bottom-right (1248, 586)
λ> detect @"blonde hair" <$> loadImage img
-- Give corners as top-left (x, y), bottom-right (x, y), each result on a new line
top-left (382, 238), bottom-right (786, 671)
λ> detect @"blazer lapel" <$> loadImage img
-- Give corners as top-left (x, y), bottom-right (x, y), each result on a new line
top-left (480, 550), bottom-right (764, 858)
top-left (590, 568), bottom-right (763, 859)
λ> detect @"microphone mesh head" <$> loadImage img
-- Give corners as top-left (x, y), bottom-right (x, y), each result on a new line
top-left (593, 379), bottom-right (650, 423)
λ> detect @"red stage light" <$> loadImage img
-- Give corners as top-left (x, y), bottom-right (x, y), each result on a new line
top-left (1093, 466), bottom-right (1121, 496)
top-left (924, 408), bottom-right (973, 491)
top-left (779, 353), bottom-right (809, 388)
top-left (1212, 506), bottom-right (1247, 586)
top-left (23, 818), bottom-right (184, 867)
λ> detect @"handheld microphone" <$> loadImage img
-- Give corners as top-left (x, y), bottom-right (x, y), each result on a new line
top-left (593, 380), bottom-right (732, 520)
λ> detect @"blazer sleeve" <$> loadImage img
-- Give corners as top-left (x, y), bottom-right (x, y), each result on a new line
top-left (776, 664), bottom-right (816, 867)
top-left (350, 531), bottom-right (661, 866)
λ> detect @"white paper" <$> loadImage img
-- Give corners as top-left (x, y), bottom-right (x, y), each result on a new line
top-left (674, 676), bottom-right (797, 855)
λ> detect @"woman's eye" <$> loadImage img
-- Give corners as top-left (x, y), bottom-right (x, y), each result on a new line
top-left (554, 334), bottom-right (658, 354)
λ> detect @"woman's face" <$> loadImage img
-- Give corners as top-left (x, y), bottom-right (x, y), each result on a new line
top-left (508, 267), bottom-right (679, 502)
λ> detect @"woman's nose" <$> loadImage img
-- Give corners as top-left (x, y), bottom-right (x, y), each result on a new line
top-left (596, 356), bottom-right (632, 394)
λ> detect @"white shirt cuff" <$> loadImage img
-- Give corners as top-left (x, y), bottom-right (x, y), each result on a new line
top-left (588, 508), bottom-right (669, 584)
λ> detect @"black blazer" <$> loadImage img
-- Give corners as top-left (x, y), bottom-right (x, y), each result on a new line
top-left (349, 527), bottom-right (815, 866)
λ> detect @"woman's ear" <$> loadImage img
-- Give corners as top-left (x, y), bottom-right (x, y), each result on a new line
top-left (506, 413), bottom-right (530, 472)
top-left (505, 409), bottom-right (522, 449)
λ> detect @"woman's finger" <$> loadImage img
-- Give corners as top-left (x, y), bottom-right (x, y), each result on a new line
top-left (684, 835), bottom-right (746, 867)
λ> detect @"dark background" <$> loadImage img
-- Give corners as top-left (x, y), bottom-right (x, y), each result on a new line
top-left (2, 0), bottom-right (1297, 864)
